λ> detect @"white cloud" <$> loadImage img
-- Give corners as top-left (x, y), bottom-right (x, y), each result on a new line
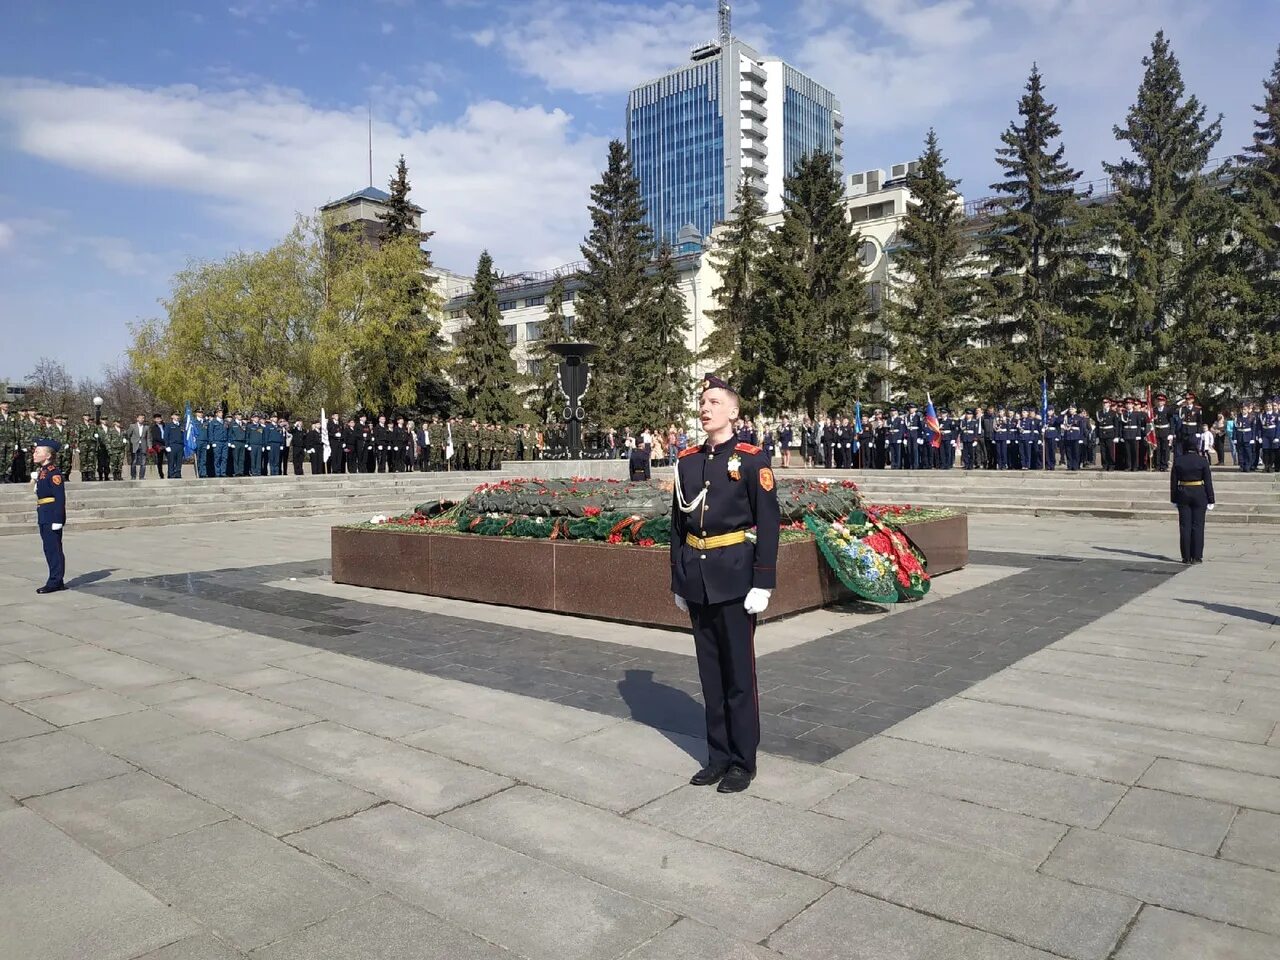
top-left (470, 27), bottom-right (496, 47)
top-left (0, 222), bottom-right (14, 251)
top-left (0, 78), bottom-right (608, 272)
top-left (380, 21), bottom-right (395, 34)
top-left (493, 1), bottom-right (736, 96)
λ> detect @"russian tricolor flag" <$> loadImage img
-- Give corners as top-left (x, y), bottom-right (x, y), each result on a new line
top-left (924, 393), bottom-right (941, 448)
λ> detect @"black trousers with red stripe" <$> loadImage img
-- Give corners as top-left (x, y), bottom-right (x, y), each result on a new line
top-left (688, 599), bottom-right (759, 774)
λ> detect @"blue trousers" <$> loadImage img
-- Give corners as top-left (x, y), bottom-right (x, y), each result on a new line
top-left (1065, 439), bottom-right (1081, 471)
top-left (1019, 439), bottom-right (1032, 468)
top-left (248, 446), bottom-right (262, 475)
top-left (995, 438), bottom-right (1008, 469)
top-left (230, 445), bottom-right (245, 476)
top-left (213, 444), bottom-right (227, 477)
top-left (195, 445), bottom-right (208, 477)
top-left (39, 522), bottom-right (64, 587)
top-left (267, 445), bottom-right (281, 475)
top-left (1043, 437), bottom-right (1057, 470)
top-left (962, 441), bottom-right (976, 469)
top-left (167, 447), bottom-right (182, 478)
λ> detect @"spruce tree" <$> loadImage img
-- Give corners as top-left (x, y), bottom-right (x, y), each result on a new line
top-left (379, 156), bottom-right (434, 248)
top-left (456, 250), bottom-right (519, 422)
top-left (978, 65), bottom-right (1098, 402)
top-left (884, 130), bottom-right (979, 408)
top-left (527, 276), bottom-right (571, 421)
top-left (1103, 31), bottom-right (1224, 391)
top-left (702, 174), bottom-right (767, 379)
top-left (1237, 45), bottom-right (1280, 396)
top-left (632, 242), bottom-right (693, 427)
top-left (575, 140), bottom-right (655, 428)
top-left (749, 151), bottom-right (870, 418)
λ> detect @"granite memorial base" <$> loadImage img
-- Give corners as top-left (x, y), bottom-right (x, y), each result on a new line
top-left (331, 515), bottom-right (967, 629)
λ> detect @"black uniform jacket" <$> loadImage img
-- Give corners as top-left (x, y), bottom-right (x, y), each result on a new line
top-left (1170, 453), bottom-right (1215, 504)
top-left (671, 438), bottom-right (781, 605)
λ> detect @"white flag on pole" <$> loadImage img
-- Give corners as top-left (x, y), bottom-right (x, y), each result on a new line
top-left (320, 407), bottom-right (330, 464)
top-left (445, 423), bottom-right (454, 461)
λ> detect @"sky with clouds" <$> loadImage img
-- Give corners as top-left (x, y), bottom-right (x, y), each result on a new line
top-left (1, 0), bottom-right (1275, 378)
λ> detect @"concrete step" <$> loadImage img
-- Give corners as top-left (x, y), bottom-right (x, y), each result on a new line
top-left (846, 489), bottom-right (1280, 511)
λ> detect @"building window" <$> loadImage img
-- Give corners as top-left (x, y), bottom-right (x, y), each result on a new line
top-left (525, 321), bottom-right (542, 342)
top-left (498, 300), bottom-right (517, 312)
top-left (561, 289), bottom-right (575, 302)
top-left (451, 332), bottom-right (464, 347)
top-left (526, 295), bottom-right (545, 308)
top-left (527, 359), bottom-right (544, 377)
top-left (505, 326), bottom-right (517, 346)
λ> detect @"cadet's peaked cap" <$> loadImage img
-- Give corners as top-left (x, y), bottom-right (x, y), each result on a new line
top-left (1183, 390), bottom-right (1196, 400)
top-left (700, 373), bottom-right (731, 393)
top-left (1154, 393), bottom-right (1167, 402)
top-left (36, 437), bottom-right (61, 453)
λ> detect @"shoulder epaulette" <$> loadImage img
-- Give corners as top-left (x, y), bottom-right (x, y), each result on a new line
top-left (677, 446), bottom-right (701, 459)
top-left (734, 442), bottom-right (762, 455)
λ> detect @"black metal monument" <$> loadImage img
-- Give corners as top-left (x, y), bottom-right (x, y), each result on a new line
top-left (548, 342), bottom-right (597, 458)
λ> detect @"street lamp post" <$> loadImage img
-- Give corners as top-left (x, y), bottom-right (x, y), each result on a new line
top-left (93, 396), bottom-right (103, 425)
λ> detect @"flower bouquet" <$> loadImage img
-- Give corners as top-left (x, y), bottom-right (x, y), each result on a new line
top-left (804, 510), bottom-right (931, 604)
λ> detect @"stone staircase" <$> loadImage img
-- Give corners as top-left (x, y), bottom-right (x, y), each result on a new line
top-left (0, 471), bottom-right (490, 536)
top-left (4, 462), bottom-right (1275, 534)
top-left (781, 466), bottom-right (1280, 524)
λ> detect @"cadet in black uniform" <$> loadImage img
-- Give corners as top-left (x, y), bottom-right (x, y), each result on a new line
top-left (32, 438), bottom-right (68, 594)
top-left (628, 441), bottom-right (651, 481)
top-left (1151, 393), bottom-right (1176, 470)
top-left (1097, 399), bottom-right (1118, 470)
top-left (672, 375), bottom-right (780, 794)
top-left (1170, 437), bottom-right (1214, 563)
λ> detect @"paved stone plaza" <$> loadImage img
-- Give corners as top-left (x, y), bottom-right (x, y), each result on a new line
top-left (1, 510), bottom-right (1278, 959)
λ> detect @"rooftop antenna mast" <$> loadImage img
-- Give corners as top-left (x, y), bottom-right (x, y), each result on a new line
top-left (718, 0), bottom-right (731, 43)
top-left (367, 100), bottom-right (373, 188)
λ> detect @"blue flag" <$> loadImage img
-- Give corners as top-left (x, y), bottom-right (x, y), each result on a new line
top-left (183, 403), bottom-right (197, 459)
top-left (853, 401), bottom-right (862, 452)
top-left (1041, 375), bottom-right (1049, 421)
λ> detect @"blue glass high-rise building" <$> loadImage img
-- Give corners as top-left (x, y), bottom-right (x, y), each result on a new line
top-left (626, 14), bottom-right (842, 247)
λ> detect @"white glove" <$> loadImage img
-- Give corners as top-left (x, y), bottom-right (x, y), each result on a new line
top-left (1207, 503), bottom-right (1215, 511)
top-left (744, 588), bottom-right (772, 615)
top-left (51, 523), bottom-right (63, 531)
top-left (673, 592), bottom-right (689, 613)
top-left (165, 446), bottom-right (171, 452)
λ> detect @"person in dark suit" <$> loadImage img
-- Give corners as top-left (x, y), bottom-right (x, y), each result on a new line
top-left (628, 442), bottom-right (651, 481)
top-left (1170, 437), bottom-right (1215, 564)
top-left (149, 413), bottom-right (166, 479)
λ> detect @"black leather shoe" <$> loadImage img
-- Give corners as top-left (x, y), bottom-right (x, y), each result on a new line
top-left (36, 583), bottom-right (66, 595)
top-left (717, 766), bottom-right (754, 793)
top-left (690, 764), bottom-right (729, 786)
top-left (1193, 558), bottom-right (1203, 564)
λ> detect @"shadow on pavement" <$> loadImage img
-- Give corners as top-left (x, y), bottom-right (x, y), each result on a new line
top-left (1177, 598), bottom-right (1279, 626)
top-left (616, 668), bottom-right (705, 762)
top-left (1094, 546), bottom-right (1179, 563)
top-left (65, 569), bottom-right (117, 588)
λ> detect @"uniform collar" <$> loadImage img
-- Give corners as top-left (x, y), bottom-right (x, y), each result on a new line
top-left (704, 435), bottom-right (737, 454)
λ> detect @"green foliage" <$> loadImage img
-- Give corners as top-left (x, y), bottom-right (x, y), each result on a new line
top-left (455, 250), bottom-right (520, 422)
top-left (1102, 31), bottom-right (1225, 392)
top-left (1236, 45), bottom-right (1280, 396)
top-left (525, 276), bottom-right (571, 422)
top-left (702, 174), bottom-right (767, 379)
top-left (976, 66), bottom-right (1102, 403)
top-left (632, 242), bottom-right (692, 426)
top-left (379, 155), bottom-right (433, 248)
top-left (883, 130), bottom-right (979, 408)
top-left (574, 140), bottom-right (656, 426)
top-left (131, 217), bottom-right (334, 414)
top-left (328, 231), bottom-right (446, 413)
top-left (748, 151), bottom-right (871, 418)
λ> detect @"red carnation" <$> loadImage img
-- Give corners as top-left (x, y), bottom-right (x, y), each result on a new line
top-left (583, 506), bottom-right (601, 517)
top-left (606, 533), bottom-right (623, 544)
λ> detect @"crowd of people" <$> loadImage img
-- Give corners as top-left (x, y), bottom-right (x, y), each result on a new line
top-left (6, 393), bottom-right (1277, 484)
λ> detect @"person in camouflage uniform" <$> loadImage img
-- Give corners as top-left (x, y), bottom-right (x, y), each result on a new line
top-left (17, 409), bottom-right (39, 479)
top-left (77, 414), bottom-right (95, 481)
top-left (52, 415), bottom-right (73, 477)
top-left (108, 419), bottom-right (127, 479)
top-left (0, 401), bottom-right (16, 482)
